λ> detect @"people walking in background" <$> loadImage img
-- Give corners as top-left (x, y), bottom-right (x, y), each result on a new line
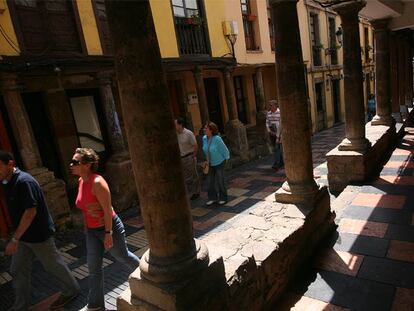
top-left (175, 117), bottom-right (200, 200)
top-left (367, 93), bottom-right (376, 122)
top-left (266, 100), bottom-right (284, 170)
top-left (70, 148), bottom-right (139, 311)
top-left (0, 150), bottom-right (80, 311)
top-left (202, 122), bottom-right (230, 206)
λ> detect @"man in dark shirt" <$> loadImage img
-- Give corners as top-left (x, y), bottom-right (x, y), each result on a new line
top-left (0, 150), bottom-right (79, 311)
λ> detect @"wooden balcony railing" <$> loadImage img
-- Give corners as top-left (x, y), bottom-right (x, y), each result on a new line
top-left (174, 17), bottom-right (209, 56)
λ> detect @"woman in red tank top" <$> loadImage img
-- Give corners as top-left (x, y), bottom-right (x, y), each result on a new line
top-left (71, 148), bottom-right (139, 311)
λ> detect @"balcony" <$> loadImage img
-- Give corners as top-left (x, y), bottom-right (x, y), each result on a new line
top-left (174, 16), bottom-right (209, 56)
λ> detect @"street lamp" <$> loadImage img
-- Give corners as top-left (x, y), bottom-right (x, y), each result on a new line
top-left (222, 21), bottom-right (238, 59)
top-left (336, 26), bottom-right (343, 47)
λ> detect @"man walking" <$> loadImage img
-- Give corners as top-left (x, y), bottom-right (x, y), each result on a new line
top-left (266, 100), bottom-right (284, 170)
top-left (0, 150), bottom-right (79, 311)
top-left (175, 118), bottom-right (200, 200)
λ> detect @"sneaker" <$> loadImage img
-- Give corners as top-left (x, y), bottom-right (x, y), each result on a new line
top-left (218, 200), bottom-right (227, 205)
top-left (206, 200), bottom-right (215, 206)
top-left (50, 292), bottom-right (79, 310)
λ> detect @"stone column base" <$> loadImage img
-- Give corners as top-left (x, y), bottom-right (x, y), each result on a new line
top-left (327, 123), bottom-right (396, 194)
top-left (28, 167), bottom-right (71, 225)
top-left (371, 115), bottom-right (394, 126)
top-left (338, 137), bottom-right (371, 152)
top-left (117, 255), bottom-right (228, 311)
top-left (224, 120), bottom-right (249, 161)
top-left (275, 181), bottom-right (323, 206)
top-left (105, 152), bottom-right (138, 212)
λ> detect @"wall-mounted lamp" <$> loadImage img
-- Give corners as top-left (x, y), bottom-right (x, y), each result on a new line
top-left (222, 21), bottom-right (238, 59)
top-left (335, 26), bottom-right (343, 47)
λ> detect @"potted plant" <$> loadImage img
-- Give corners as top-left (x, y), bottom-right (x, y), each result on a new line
top-left (186, 14), bottom-right (203, 26)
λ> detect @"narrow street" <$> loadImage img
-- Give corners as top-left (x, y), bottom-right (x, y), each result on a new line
top-left (1, 124), bottom-right (346, 311)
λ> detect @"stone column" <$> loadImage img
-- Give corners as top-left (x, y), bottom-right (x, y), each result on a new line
top-left (390, 32), bottom-right (402, 121)
top-left (97, 71), bottom-right (126, 154)
top-left (0, 75), bottom-right (42, 170)
top-left (397, 32), bottom-right (408, 116)
top-left (270, 0), bottom-right (324, 204)
top-left (333, 0), bottom-right (370, 152)
top-left (192, 67), bottom-right (209, 127)
top-left (0, 73), bottom-right (71, 221)
top-left (105, 1), bottom-right (223, 310)
top-left (97, 71), bottom-right (136, 212)
top-left (255, 66), bottom-right (268, 141)
top-left (371, 19), bottom-right (393, 126)
top-left (222, 66), bottom-right (249, 160)
top-left (403, 32), bottom-right (413, 108)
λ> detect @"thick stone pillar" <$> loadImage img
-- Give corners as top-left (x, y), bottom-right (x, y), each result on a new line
top-left (192, 67), bottom-right (209, 126)
top-left (222, 66), bottom-right (249, 160)
top-left (397, 32), bottom-right (408, 116)
top-left (390, 33), bottom-right (402, 121)
top-left (0, 74), bottom-right (71, 222)
top-left (254, 66), bottom-right (268, 141)
top-left (403, 32), bottom-right (413, 108)
top-left (333, 0), bottom-right (370, 152)
top-left (97, 71), bottom-right (136, 211)
top-left (105, 2), bottom-right (223, 310)
top-left (271, 0), bottom-right (324, 205)
top-left (371, 19), bottom-right (393, 126)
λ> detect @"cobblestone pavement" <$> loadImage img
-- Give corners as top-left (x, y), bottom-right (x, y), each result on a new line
top-left (277, 125), bottom-right (414, 311)
top-left (0, 124), bottom-right (345, 311)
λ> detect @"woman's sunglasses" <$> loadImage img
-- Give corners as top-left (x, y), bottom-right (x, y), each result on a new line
top-left (69, 159), bottom-right (83, 166)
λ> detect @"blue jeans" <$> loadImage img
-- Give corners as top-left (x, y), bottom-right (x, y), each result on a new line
top-left (273, 143), bottom-right (284, 168)
top-left (208, 161), bottom-right (227, 202)
top-left (10, 237), bottom-right (80, 311)
top-left (86, 215), bottom-right (139, 309)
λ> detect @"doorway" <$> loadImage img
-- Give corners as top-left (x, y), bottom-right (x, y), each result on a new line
top-left (204, 78), bottom-right (224, 132)
top-left (315, 82), bottom-right (326, 131)
top-left (22, 92), bottom-right (64, 179)
top-left (332, 79), bottom-right (341, 124)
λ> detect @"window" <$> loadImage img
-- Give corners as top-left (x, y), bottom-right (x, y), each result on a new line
top-left (70, 96), bottom-right (105, 152)
top-left (310, 12), bottom-right (322, 66)
top-left (241, 0), bottom-right (257, 50)
top-left (267, 0), bottom-right (275, 51)
top-left (11, 0), bottom-right (83, 54)
top-left (172, 0), bottom-right (199, 17)
top-left (233, 76), bottom-right (248, 124)
top-left (171, 0), bottom-right (209, 55)
top-left (328, 17), bottom-right (338, 65)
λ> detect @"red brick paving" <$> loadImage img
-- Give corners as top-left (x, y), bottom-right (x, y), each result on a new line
top-left (387, 240), bottom-right (414, 263)
top-left (314, 249), bottom-right (364, 277)
top-left (337, 218), bottom-right (388, 238)
top-left (391, 288), bottom-right (414, 311)
top-left (351, 193), bottom-right (406, 209)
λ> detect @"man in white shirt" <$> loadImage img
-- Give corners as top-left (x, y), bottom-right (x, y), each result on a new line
top-left (175, 118), bottom-right (200, 200)
top-left (266, 100), bottom-right (284, 170)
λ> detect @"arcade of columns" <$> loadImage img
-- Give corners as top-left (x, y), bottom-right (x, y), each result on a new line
top-left (327, 0), bottom-right (413, 194)
top-left (102, 0), bottom-right (412, 310)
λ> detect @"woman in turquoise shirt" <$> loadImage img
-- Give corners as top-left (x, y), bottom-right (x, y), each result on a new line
top-left (202, 122), bottom-right (230, 206)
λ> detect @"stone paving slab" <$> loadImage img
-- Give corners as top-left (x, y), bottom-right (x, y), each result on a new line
top-left (0, 124), bottom-right (345, 311)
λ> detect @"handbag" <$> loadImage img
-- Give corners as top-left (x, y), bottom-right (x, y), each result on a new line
top-left (202, 137), bottom-right (212, 175)
top-left (202, 161), bottom-right (209, 175)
